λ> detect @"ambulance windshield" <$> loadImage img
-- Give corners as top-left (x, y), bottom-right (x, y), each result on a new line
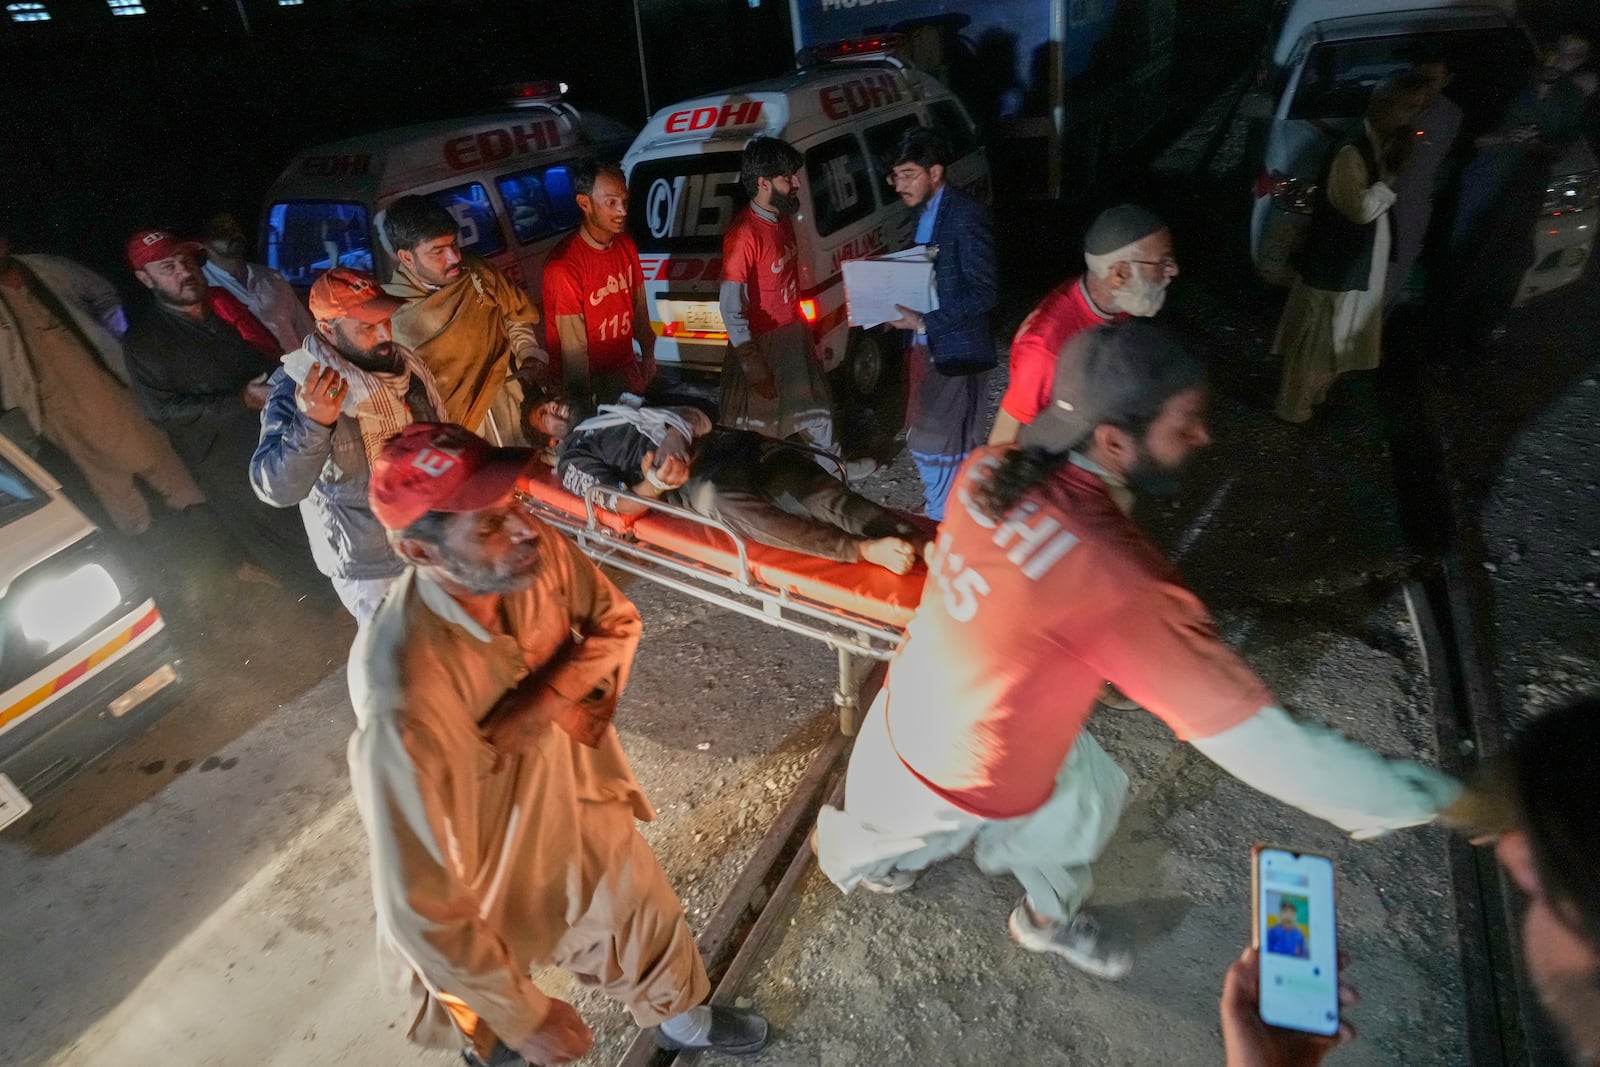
top-left (628, 152), bottom-right (746, 255)
top-left (263, 201), bottom-right (372, 290)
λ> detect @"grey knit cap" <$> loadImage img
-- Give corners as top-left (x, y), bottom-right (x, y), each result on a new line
top-left (1083, 204), bottom-right (1167, 256)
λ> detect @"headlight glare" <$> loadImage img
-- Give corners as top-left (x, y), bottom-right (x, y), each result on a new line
top-left (16, 563), bottom-right (122, 653)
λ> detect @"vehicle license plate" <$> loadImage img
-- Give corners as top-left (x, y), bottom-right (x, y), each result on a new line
top-left (679, 301), bottom-right (727, 334)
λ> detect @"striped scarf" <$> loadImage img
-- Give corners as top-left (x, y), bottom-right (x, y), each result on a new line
top-left (280, 332), bottom-right (445, 466)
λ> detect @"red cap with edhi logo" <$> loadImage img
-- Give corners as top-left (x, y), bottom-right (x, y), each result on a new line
top-left (309, 267), bottom-right (407, 324)
top-left (126, 229), bottom-right (205, 271)
top-left (368, 423), bottom-right (534, 531)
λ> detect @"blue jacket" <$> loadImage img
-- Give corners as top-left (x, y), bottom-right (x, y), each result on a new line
top-left (249, 365), bottom-right (438, 581)
top-left (919, 184), bottom-right (998, 373)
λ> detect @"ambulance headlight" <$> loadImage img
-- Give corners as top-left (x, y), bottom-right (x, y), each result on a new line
top-left (16, 563), bottom-right (122, 653)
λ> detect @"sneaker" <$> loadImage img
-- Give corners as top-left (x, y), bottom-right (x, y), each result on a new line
top-left (859, 868), bottom-right (920, 894)
top-left (462, 1042), bottom-right (528, 1067)
top-left (808, 826), bottom-right (917, 895)
top-left (844, 457), bottom-right (880, 483)
top-left (1007, 901), bottom-right (1133, 980)
top-left (655, 1005), bottom-right (771, 1056)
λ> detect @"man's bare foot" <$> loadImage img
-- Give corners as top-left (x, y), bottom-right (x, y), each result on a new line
top-left (860, 537), bottom-right (916, 575)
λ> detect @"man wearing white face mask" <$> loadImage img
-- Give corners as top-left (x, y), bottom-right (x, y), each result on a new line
top-left (989, 205), bottom-right (1177, 446)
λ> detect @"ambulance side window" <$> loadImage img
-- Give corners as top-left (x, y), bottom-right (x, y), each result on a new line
top-left (263, 201), bottom-right (372, 289)
top-left (863, 114), bottom-right (924, 201)
top-left (496, 162), bottom-right (583, 244)
top-left (804, 134), bottom-right (874, 238)
top-left (428, 182), bottom-right (507, 257)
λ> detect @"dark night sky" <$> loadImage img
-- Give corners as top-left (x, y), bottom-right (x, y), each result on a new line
top-left (0, 0), bottom-right (1594, 288)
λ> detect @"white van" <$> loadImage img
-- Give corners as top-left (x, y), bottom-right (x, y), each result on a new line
top-left (259, 84), bottom-right (634, 304)
top-left (1247, 0), bottom-right (1597, 304)
top-left (621, 37), bottom-right (990, 405)
top-left (0, 434), bottom-right (181, 829)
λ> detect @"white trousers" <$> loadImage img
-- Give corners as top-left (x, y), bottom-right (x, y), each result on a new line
top-left (330, 574), bottom-right (396, 627)
top-left (816, 690), bottom-right (1129, 922)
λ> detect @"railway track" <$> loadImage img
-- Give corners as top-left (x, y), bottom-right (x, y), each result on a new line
top-left (613, 667), bottom-right (878, 1067)
top-left (1384, 325), bottom-right (1559, 1067)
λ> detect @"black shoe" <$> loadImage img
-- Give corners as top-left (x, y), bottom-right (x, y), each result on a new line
top-left (462, 1042), bottom-right (528, 1067)
top-left (654, 1005), bottom-right (771, 1056)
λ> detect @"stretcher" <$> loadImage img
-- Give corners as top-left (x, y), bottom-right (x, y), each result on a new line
top-left (515, 458), bottom-right (930, 734)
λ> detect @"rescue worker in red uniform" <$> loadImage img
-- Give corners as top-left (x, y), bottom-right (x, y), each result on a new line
top-left (541, 160), bottom-right (656, 414)
top-left (717, 136), bottom-right (842, 464)
top-left (814, 322), bottom-right (1459, 980)
top-left (988, 204), bottom-right (1175, 446)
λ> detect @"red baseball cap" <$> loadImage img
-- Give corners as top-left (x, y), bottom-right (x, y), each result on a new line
top-left (309, 267), bottom-right (406, 324)
top-left (369, 423), bottom-right (533, 530)
top-left (126, 229), bottom-right (204, 271)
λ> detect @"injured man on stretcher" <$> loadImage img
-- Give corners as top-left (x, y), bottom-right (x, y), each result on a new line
top-left (542, 397), bottom-right (923, 575)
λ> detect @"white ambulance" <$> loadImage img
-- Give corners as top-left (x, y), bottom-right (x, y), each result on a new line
top-left (621, 37), bottom-right (990, 405)
top-left (259, 83), bottom-right (634, 304)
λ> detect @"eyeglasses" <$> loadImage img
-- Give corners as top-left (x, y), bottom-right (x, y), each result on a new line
top-left (1126, 257), bottom-right (1179, 272)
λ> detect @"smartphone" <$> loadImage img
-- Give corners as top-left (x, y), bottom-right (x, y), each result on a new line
top-left (1251, 845), bottom-right (1339, 1036)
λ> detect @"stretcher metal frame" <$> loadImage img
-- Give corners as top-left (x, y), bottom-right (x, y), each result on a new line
top-left (519, 470), bottom-right (905, 735)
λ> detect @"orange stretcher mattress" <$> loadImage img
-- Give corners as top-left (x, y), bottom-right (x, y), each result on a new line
top-left (518, 466), bottom-right (931, 628)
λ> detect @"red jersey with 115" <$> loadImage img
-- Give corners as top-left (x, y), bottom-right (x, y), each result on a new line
top-left (721, 208), bottom-right (799, 337)
top-left (542, 231), bottom-right (643, 374)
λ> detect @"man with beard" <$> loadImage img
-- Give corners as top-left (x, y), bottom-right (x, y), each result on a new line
top-left (383, 196), bottom-right (549, 445)
top-left (0, 233), bottom-right (205, 534)
top-left (200, 210), bottom-right (315, 354)
top-left (1272, 74), bottom-right (1429, 422)
top-left (551, 397), bottom-right (920, 574)
top-left (883, 127), bottom-right (998, 519)
top-left (988, 204), bottom-right (1176, 446)
top-left (541, 161), bottom-right (656, 414)
top-left (719, 136), bottom-right (844, 464)
top-left (123, 229), bottom-right (313, 582)
top-left (813, 322), bottom-right (1459, 980)
top-left (348, 423), bottom-right (769, 1066)
top-left (250, 268), bottom-right (444, 623)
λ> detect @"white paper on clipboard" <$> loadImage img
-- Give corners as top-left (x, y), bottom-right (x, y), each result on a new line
top-left (841, 245), bottom-right (940, 328)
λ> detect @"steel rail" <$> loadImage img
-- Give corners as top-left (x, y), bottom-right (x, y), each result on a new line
top-left (613, 666), bottom-right (878, 1067)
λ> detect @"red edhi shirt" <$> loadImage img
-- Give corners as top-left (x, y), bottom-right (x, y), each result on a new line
top-left (721, 206), bottom-right (799, 337)
top-left (999, 277), bottom-right (1125, 424)
top-left (541, 230), bottom-right (644, 377)
top-left (884, 448), bottom-right (1271, 820)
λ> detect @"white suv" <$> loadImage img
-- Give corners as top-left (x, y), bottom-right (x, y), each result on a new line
top-left (1247, 0), bottom-right (1597, 304)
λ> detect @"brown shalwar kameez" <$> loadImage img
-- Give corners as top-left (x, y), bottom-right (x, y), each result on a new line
top-left (346, 538), bottom-right (708, 1057)
top-left (0, 275), bottom-right (202, 532)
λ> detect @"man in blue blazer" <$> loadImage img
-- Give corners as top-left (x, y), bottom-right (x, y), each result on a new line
top-left (887, 128), bottom-right (998, 520)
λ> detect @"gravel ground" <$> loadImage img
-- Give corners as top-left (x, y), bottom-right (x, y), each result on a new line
top-left (1443, 277), bottom-right (1600, 733)
top-left (14, 46), bottom-right (1568, 1067)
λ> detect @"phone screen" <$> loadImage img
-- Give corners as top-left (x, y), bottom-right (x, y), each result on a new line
top-left (1256, 848), bottom-right (1338, 1036)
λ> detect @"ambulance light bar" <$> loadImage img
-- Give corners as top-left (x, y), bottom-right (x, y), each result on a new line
top-left (800, 34), bottom-right (907, 68)
top-left (505, 81), bottom-right (569, 108)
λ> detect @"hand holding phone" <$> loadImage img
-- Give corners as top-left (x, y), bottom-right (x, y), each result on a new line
top-left (1252, 847), bottom-right (1340, 1036)
top-left (1221, 948), bottom-right (1352, 1067)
